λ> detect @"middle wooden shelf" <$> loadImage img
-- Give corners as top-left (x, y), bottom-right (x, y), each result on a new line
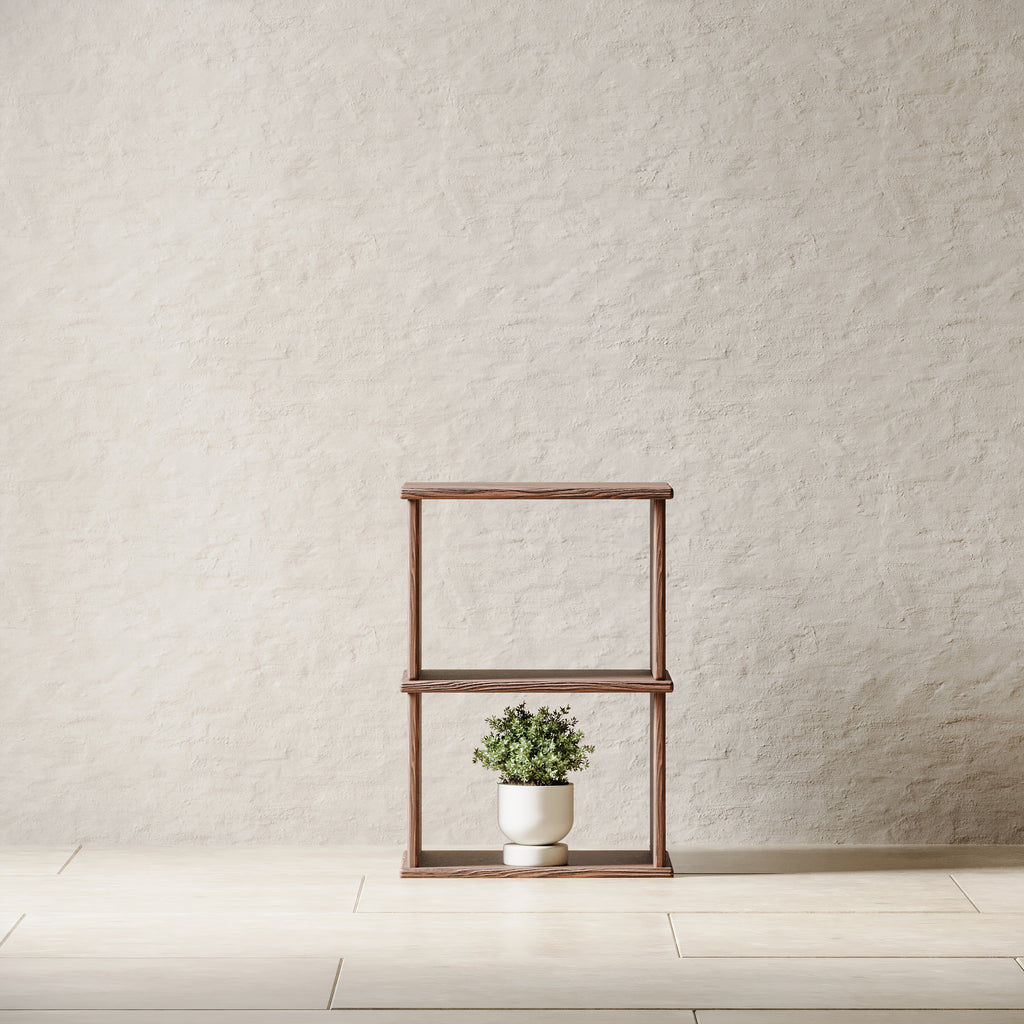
top-left (401, 668), bottom-right (674, 694)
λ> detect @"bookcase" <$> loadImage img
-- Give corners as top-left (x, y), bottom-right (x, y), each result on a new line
top-left (400, 482), bottom-right (673, 877)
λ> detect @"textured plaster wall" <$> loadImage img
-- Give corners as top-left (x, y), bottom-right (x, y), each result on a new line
top-left (3, 1), bottom-right (1024, 845)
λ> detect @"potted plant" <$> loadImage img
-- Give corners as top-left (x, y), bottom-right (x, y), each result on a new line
top-left (472, 701), bottom-right (595, 866)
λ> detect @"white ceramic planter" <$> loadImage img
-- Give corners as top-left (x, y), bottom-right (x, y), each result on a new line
top-left (497, 782), bottom-right (574, 846)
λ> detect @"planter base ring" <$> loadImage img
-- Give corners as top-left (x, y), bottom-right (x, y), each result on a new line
top-left (502, 842), bottom-right (568, 867)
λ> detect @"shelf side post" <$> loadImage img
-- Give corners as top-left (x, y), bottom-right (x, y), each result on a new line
top-left (409, 498), bottom-right (422, 679)
top-left (408, 692), bottom-right (422, 867)
top-left (649, 498), bottom-right (667, 868)
top-left (650, 691), bottom-right (667, 867)
top-left (650, 498), bottom-right (666, 679)
top-left (408, 498), bottom-right (423, 868)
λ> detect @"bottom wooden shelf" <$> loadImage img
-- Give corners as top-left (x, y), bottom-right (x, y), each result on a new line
top-left (401, 849), bottom-right (673, 878)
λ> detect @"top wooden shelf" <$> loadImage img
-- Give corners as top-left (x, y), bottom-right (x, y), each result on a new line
top-left (401, 482), bottom-right (674, 500)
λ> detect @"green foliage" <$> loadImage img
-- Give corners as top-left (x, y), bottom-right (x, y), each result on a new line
top-left (472, 702), bottom-right (595, 785)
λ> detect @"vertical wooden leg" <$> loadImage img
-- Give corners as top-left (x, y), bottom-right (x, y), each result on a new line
top-left (406, 497), bottom-right (423, 872)
top-left (650, 498), bottom-right (666, 681)
top-left (409, 499), bottom-right (422, 680)
top-left (650, 692), bottom-right (666, 868)
top-left (649, 496), bottom-right (668, 869)
top-left (408, 692), bottom-right (422, 868)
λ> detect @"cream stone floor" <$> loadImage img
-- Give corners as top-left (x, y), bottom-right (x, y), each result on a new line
top-left (2, 846), bottom-right (1024, 1022)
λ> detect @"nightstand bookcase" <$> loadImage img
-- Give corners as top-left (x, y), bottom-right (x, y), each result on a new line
top-left (400, 481), bottom-right (673, 877)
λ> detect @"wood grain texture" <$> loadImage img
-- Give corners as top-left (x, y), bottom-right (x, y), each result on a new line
top-left (408, 498), bottom-right (421, 679)
top-left (407, 692), bottom-right (422, 868)
top-left (401, 669), bottom-right (673, 693)
top-left (650, 498), bottom-right (667, 680)
top-left (401, 482), bottom-right (674, 500)
top-left (400, 849), bottom-right (674, 878)
top-left (650, 692), bottom-right (667, 868)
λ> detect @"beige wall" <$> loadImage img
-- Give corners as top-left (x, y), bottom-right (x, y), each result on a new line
top-left (3, 1), bottom-right (1023, 845)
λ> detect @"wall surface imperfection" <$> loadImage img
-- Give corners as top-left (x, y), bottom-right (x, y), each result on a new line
top-left (2, 0), bottom-right (1023, 844)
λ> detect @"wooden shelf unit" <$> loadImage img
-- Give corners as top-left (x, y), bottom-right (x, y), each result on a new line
top-left (402, 480), bottom-right (673, 878)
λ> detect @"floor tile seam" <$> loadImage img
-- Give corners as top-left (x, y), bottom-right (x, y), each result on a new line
top-left (350, 913), bottom-right (696, 921)
top-left (6, 949), bottom-right (1022, 960)
top-left (0, 915), bottom-right (25, 949)
top-left (4, 953), bottom-right (1000, 961)
top-left (0, 951), bottom-right (688, 960)
top-left (5, 954), bottom-right (1016, 961)
top-left (1, 948), bottom-right (1017, 954)
top-left (327, 957), bottom-right (343, 1010)
top-left (0, 1009), bottom-right (1021, 1016)
top-left (36, 877), bottom-right (366, 883)
top-left (344, 910), bottom-right (989, 915)
top-left (0, 954), bottom-right (361, 959)
top-left (0, 913), bottom-right (994, 919)
top-left (0, 1009), bottom-right (332, 1014)
top-left (949, 874), bottom-right (984, 912)
top-left (668, 912), bottom-right (682, 957)
top-left (642, 910), bottom-right (995, 917)
top-left (666, 911), bottom-right (1014, 916)
top-left (6, 1009), bottom-right (1006, 1015)
top-left (298, 1006), bottom-right (1024, 1013)
top-left (688, 1008), bottom-right (1024, 1013)
top-left (668, 954), bottom-right (1024, 959)
top-left (328, 1007), bottom-right (708, 1012)
top-left (55, 847), bottom-right (82, 876)
top-left (6, 911), bottom-right (988, 917)
top-left (0, 955), bottom-right (342, 960)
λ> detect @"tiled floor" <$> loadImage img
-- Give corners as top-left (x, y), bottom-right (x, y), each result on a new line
top-left (2, 846), bottom-right (1024, 1022)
